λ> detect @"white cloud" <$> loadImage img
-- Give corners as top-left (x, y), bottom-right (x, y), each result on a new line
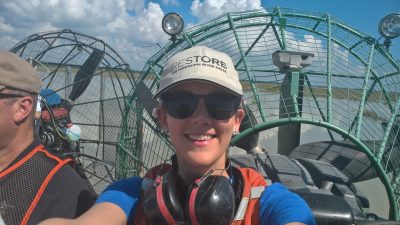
top-left (191, 0), bottom-right (261, 22)
top-left (125, 0), bottom-right (145, 14)
top-left (130, 2), bottom-right (167, 43)
top-left (0, 0), bottom-right (169, 69)
top-left (162, 0), bottom-right (179, 7)
top-left (0, 16), bottom-right (14, 33)
top-left (0, 0), bottom-right (263, 69)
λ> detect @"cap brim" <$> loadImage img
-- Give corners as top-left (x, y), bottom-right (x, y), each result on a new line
top-left (153, 78), bottom-right (242, 99)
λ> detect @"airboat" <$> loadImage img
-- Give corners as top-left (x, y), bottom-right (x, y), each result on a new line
top-left (10, 7), bottom-right (400, 225)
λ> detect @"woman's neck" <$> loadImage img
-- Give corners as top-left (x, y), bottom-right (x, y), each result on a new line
top-left (176, 157), bottom-right (229, 186)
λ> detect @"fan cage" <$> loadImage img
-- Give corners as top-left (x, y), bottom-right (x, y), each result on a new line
top-left (11, 29), bottom-right (137, 192)
top-left (119, 7), bottom-right (400, 219)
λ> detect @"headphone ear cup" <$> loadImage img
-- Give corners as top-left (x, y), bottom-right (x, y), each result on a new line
top-left (163, 172), bottom-right (186, 222)
top-left (187, 176), bottom-right (236, 225)
top-left (142, 172), bottom-right (185, 225)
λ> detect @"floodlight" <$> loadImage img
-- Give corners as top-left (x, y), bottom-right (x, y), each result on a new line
top-left (272, 50), bottom-right (314, 72)
top-left (379, 13), bottom-right (400, 39)
top-left (162, 12), bottom-right (184, 40)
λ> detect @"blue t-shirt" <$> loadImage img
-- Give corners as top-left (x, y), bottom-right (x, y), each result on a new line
top-left (259, 183), bottom-right (315, 225)
top-left (96, 176), bottom-right (142, 223)
top-left (96, 177), bottom-right (315, 225)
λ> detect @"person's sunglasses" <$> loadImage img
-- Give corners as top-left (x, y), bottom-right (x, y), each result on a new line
top-left (0, 93), bottom-right (25, 99)
top-left (161, 91), bottom-right (242, 120)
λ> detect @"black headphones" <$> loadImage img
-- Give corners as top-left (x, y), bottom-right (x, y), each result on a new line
top-left (142, 170), bottom-right (236, 225)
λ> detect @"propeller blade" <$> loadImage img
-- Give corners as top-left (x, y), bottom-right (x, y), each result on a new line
top-left (135, 81), bottom-right (159, 122)
top-left (65, 66), bottom-right (73, 99)
top-left (69, 48), bottom-right (103, 101)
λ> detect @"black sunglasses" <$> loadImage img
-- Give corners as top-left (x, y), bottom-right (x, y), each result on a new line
top-left (0, 93), bottom-right (25, 99)
top-left (161, 91), bottom-right (242, 120)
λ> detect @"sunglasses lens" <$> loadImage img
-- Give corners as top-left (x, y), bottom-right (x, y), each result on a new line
top-left (205, 93), bottom-right (241, 120)
top-left (162, 92), bottom-right (241, 120)
top-left (163, 92), bottom-right (197, 119)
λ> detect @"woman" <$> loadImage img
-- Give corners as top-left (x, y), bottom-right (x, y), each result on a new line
top-left (39, 46), bottom-right (315, 225)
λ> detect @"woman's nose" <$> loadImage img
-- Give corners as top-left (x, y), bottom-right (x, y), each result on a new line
top-left (190, 99), bottom-right (212, 121)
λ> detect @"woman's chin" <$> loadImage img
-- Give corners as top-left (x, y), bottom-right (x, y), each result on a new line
top-left (185, 153), bottom-right (224, 170)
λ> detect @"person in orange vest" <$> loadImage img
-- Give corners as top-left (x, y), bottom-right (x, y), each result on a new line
top-left (0, 51), bottom-right (97, 225)
top-left (39, 46), bottom-right (315, 225)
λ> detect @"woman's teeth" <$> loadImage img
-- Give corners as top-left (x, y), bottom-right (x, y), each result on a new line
top-left (187, 134), bottom-right (214, 141)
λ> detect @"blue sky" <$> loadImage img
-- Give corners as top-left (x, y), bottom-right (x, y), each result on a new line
top-left (157, 0), bottom-right (400, 59)
top-left (266, 0), bottom-right (400, 43)
top-left (162, 0), bottom-right (400, 39)
top-left (0, 0), bottom-right (399, 68)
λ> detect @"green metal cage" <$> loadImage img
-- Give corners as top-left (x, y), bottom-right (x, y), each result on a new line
top-left (11, 29), bottom-right (137, 192)
top-left (118, 7), bottom-right (400, 219)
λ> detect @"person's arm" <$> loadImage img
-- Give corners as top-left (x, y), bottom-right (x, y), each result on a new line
top-left (259, 183), bottom-right (316, 225)
top-left (39, 202), bottom-right (126, 225)
top-left (39, 176), bottom-right (142, 225)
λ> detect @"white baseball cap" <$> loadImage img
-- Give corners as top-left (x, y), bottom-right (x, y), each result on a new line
top-left (153, 46), bottom-right (243, 98)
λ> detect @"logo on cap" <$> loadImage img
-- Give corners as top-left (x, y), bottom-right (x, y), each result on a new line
top-left (168, 55), bottom-right (228, 74)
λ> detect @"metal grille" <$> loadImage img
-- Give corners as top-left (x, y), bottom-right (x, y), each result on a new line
top-left (119, 7), bottom-right (400, 219)
top-left (10, 29), bottom-right (136, 193)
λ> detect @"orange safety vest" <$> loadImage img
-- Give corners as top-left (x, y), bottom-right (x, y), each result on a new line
top-left (0, 145), bottom-right (72, 225)
top-left (133, 164), bottom-right (266, 225)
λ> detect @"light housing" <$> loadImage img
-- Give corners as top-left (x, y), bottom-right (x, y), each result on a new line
top-left (379, 13), bottom-right (400, 39)
top-left (272, 50), bottom-right (314, 72)
top-left (162, 12), bottom-right (184, 40)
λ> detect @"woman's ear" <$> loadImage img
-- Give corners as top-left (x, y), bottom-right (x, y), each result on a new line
top-left (155, 106), bottom-right (168, 131)
top-left (233, 108), bottom-right (245, 132)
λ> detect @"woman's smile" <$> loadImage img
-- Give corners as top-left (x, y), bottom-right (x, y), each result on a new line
top-left (186, 134), bottom-right (215, 141)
